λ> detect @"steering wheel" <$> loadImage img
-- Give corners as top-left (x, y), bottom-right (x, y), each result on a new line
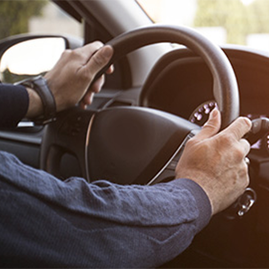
top-left (40, 25), bottom-right (239, 185)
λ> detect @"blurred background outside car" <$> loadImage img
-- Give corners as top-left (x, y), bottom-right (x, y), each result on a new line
top-left (138, 0), bottom-right (269, 52)
top-left (0, 0), bottom-right (82, 39)
top-left (1, 0), bottom-right (269, 51)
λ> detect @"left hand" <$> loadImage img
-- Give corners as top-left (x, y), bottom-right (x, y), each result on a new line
top-left (44, 41), bottom-right (114, 111)
top-left (26, 41), bottom-right (113, 118)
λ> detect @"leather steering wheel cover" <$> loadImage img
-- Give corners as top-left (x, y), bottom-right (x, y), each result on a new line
top-left (94, 24), bottom-right (239, 128)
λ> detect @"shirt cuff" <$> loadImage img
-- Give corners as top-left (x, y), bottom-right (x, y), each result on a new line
top-left (172, 178), bottom-right (212, 233)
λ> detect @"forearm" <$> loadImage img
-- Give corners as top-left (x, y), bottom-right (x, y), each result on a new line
top-left (85, 178), bottom-right (211, 231)
top-left (84, 178), bottom-right (212, 267)
top-left (0, 150), bottom-right (211, 267)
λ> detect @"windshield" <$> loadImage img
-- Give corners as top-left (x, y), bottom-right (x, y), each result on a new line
top-left (137, 0), bottom-right (269, 52)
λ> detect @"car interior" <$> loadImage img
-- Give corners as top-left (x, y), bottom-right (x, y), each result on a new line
top-left (1, 0), bottom-right (269, 267)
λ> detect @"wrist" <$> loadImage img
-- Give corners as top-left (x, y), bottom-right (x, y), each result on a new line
top-left (15, 76), bottom-right (57, 124)
top-left (25, 87), bottom-right (43, 119)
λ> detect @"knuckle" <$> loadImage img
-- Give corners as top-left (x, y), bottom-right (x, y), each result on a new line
top-left (62, 49), bottom-right (81, 62)
top-left (241, 138), bottom-right (251, 153)
top-left (71, 49), bottom-right (81, 58)
top-left (185, 137), bottom-right (197, 148)
top-left (63, 49), bottom-right (72, 54)
top-left (220, 132), bottom-right (234, 145)
top-left (82, 69), bottom-right (94, 82)
top-left (93, 40), bottom-right (104, 48)
top-left (234, 146), bottom-right (244, 161)
top-left (61, 49), bottom-right (72, 58)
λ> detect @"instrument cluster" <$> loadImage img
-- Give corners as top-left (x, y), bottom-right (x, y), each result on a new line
top-left (189, 101), bottom-right (269, 154)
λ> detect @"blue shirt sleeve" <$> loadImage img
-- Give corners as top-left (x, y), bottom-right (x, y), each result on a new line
top-left (0, 151), bottom-right (211, 268)
top-left (0, 83), bottom-right (212, 268)
top-left (0, 84), bottom-right (29, 128)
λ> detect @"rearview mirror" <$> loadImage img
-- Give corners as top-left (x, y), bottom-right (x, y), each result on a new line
top-left (0, 37), bottom-right (66, 83)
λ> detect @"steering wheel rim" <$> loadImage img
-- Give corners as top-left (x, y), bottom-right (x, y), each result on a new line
top-left (41, 24), bottom-right (240, 184)
top-left (94, 24), bottom-right (239, 128)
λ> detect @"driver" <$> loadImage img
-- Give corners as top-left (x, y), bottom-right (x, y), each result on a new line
top-left (0, 41), bottom-right (251, 268)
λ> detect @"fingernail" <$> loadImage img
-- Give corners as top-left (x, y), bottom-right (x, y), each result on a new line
top-left (209, 108), bottom-right (218, 120)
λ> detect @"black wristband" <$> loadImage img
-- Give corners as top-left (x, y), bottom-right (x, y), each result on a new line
top-left (16, 76), bottom-right (56, 125)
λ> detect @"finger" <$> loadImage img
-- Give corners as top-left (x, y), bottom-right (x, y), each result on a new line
top-left (106, 64), bottom-right (114, 74)
top-left (239, 138), bottom-right (251, 156)
top-left (85, 45), bottom-right (114, 75)
top-left (195, 108), bottom-right (221, 140)
top-left (239, 161), bottom-right (250, 187)
top-left (90, 75), bottom-right (105, 94)
top-left (79, 75), bottom-right (105, 107)
top-left (221, 117), bottom-right (252, 141)
top-left (77, 41), bottom-right (104, 63)
top-left (79, 92), bottom-right (95, 109)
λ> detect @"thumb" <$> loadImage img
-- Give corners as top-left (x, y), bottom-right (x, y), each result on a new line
top-left (195, 108), bottom-right (221, 140)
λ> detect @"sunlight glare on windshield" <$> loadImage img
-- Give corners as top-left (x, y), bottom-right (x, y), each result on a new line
top-left (241, 0), bottom-right (255, 5)
top-left (137, 0), bottom-right (269, 52)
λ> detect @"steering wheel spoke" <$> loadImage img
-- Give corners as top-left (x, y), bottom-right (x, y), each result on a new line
top-left (87, 107), bottom-right (200, 184)
top-left (40, 107), bottom-right (95, 179)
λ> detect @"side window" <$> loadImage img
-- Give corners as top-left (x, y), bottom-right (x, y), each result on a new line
top-left (0, 1), bottom-right (83, 84)
top-left (28, 2), bottom-right (83, 38)
top-left (0, 1), bottom-right (82, 39)
top-left (0, 1), bottom-right (122, 89)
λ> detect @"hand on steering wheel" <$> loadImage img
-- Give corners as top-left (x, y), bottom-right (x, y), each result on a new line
top-left (40, 24), bottom-right (254, 217)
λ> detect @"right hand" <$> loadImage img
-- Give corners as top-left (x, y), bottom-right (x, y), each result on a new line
top-left (175, 109), bottom-right (252, 215)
